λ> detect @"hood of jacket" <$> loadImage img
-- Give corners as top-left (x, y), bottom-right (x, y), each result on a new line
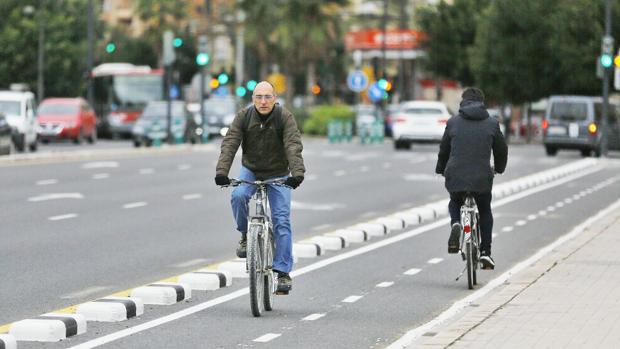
top-left (458, 99), bottom-right (489, 121)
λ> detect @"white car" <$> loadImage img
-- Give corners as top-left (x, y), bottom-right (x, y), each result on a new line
top-left (392, 101), bottom-right (451, 150)
top-left (0, 90), bottom-right (38, 152)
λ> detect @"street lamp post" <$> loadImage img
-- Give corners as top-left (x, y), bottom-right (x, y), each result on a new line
top-left (23, 2), bottom-right (44, 102)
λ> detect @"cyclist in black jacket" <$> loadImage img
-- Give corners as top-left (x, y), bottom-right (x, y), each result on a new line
top-left (436, 87), bottom-right (508, 270)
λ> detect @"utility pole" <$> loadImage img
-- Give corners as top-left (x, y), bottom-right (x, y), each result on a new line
top-left (37, 0), bottom-right (45, 103)
top-left (601, 0), bottom-right (612, 157)
top-left (397, 0), bottom-right (406, 102)
top-left (381, 0), bottom-right (388, 80)
top-left (86, 0), bottom-right (94, 107)
top-left (235, 9), bottom-right (246, 90)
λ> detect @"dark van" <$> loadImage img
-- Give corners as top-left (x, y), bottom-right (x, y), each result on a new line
top-left (542, 95), bottom-right (620, 157)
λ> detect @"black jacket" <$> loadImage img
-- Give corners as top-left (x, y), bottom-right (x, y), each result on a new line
top-left (435, 99), bottom-right (508, 193)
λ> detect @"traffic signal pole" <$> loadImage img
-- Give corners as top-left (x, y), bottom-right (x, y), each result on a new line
top-left (602, 0), bottom-right (612, 157)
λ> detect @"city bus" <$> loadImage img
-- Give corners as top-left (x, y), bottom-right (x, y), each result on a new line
top-left (92, 63), bottom-right (164, 138)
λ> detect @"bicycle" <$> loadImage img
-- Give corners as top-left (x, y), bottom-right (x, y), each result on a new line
top-left (225, 177), bottom-right (288, 317)
top-left (455, 192), bottom-right (481, 290)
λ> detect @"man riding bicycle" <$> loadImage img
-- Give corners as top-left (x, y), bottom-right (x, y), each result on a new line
top-left (436, 87), bottom-right (508, 270)
top-left (215, 81), bottom-right (305, 293)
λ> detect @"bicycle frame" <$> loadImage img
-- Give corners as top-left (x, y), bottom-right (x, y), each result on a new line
top-left (457, 194), bottom-right (481, 289)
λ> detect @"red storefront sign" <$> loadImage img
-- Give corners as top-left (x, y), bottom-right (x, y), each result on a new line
top-left (345, 29), bottom-right (426, 50)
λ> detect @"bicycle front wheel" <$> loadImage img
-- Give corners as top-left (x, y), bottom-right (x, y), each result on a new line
top-left (466, 242), bottom-right (474, 290)
top-left (248, 224), bottom-right (265, 317)
top-left (263, 229), bottom-right (275, 311)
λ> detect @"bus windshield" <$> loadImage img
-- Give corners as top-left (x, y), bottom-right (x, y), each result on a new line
top-left (112, 75), bottom-right (163, 108)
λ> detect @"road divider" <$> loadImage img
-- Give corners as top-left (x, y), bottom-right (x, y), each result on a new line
top-left (325, 229), bottom-right (368, 243)
top-left (178, 270), bottom-right (232, 291)
top-left (130, 283), bottom-right (191, 305)
top-left (353, 223), bottom-right (388, 237)
top-left (217, 259), bottom-right (248, 278)
top-left (374, 216), bottom-right (406, 231)
top-left (76, 298), bottom-right (143, 322)
top-left (310, 235), bottom-right (348, 250)
top-left (9, 313), bottom-right (86, 342)
top-left (293, 242), bottom-right (323, 258)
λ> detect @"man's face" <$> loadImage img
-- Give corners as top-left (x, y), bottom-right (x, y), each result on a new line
top-left (252, 83), bottom-right (277, 115)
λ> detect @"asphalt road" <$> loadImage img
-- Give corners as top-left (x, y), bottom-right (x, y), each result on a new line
top-left (2, 138), bottom-right (619, 348)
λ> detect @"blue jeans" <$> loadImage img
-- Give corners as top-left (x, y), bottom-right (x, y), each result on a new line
top-left (231, 167), bottom-right (293, 273)
top-left (448, 192), bottom-right (493, 254)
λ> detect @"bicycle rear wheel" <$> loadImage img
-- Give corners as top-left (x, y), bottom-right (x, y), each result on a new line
top-left (466, 242), bottom-right (474, 290)
top-left (263, 228), bottom-right (275, 311)
top-left (248, 225), bottom-right (265, 317)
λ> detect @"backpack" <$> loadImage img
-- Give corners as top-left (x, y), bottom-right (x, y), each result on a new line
top-left (243, 104), bottom-right (284, 142)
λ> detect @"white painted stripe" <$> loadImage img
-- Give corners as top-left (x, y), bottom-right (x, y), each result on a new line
top-left (427, 258), bottom-right (443, 264)
top-left (123, 202), bottom-right (147, 209)
top-left (572, 194), bottom-right (581, 200)
top-left (182, 194), bottom-right (202, 200)
top-left (92, 173), bottom-right (110, 180)
top-left (555, 202), bottom-right (565, 208)
top-left (177, 164), bottom-right (192, 171)
top-left (66, 166), bottom-right (603, 349)
top-left (28, 193), bottom-right (84, 202)
top-left (82, 161), bottom-right (119, 169)
top-left (36, 179), bottom-right (58, 185)
top-left (302, 313), bottom-right (326, 321)
top-left (61, 286), bottom-right (110, 299)
top-left (527, 214), bottom-right (537, 220)
top-left (515, 220), bottom-right (527, 226)
top-left (305, 174), bottom-right (318, 181)
top-left (404, 268), bottom-right (422, 276)
top-left (547, 206), bottom-right (556, 212)
top-left (376, 282), bottom-right (394, 288)
top-left (386, 197), bottom-right (620, 349)
top-left (342, 295), bottom-right (363, 303)
top-left (502, 226), bottom-right (514, 232)
top-left (334, 170), bottom-right (347, 177)
top-left (139, 168), bottom-right (155, 175)
top-left (360, 166), bottom-right (370, 172)
top-left (253, 333), bottom-right (281, 343)
top-left (538, 210), bottom-right (547, 216)
top-left (49, 213), bottom-right (78, 221)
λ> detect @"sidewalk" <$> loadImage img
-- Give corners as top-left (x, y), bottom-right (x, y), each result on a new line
top-left (410, 199), bottom-right (620, 349)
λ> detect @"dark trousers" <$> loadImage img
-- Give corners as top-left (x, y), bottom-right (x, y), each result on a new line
top-left (448, 192), bottom-right (493, 254)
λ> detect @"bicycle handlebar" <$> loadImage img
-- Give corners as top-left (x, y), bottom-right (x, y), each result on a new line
top-left (222, 177), bottom-right (290, 188)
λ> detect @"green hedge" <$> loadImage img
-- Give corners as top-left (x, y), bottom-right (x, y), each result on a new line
top-left (302, 105), bottom-right (354, 135)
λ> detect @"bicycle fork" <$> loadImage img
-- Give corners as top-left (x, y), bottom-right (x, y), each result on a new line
top-left (455, 214), bottom-right (472, 282)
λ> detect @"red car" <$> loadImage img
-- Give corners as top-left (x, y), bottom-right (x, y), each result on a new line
top-left (37, 98), bottom-right (97, 144)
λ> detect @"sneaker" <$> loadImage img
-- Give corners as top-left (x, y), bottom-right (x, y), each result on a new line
top-left (276, 271), bottom-right (292, 293)
top-left (448, 223), bottom-right (461, 254)
top-left (236, 236), bottom-right (247, 258)
top-left (480, 251), bottom-right (495, 270)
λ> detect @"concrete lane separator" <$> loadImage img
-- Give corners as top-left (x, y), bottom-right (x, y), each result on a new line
top-left (374, 216), bottom-right (406, 231)
top-left (76, 297), bottom-right (144, 322)
top-left (178, 270), bottom-right (232, 291)
top-left (325, 229), bottom-right (368, 243)
top-left (352, 222), bottom-right (389, 237)
top-left (130, 283), bottom-right (191, 305)
top-left (386, 197), bottom-right (620, 349)
top-left (9, 313), bottom-right (86, 342)
top-left (310, 235), bottom-right (348, 250)
top-left (217, 259), bottom-right (248, 278)
top-left (0, 334), bottom-right (17, 349)
top-left (293, 242), bottom-right (323, 258)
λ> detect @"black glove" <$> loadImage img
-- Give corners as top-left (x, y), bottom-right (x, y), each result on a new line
top-left (215, 175), bottom-right (231, 186)
top-left (284, 176), bottom-right (304, 189)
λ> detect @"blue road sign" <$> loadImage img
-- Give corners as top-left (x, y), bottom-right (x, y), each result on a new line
top-left (347, 70), bottom-right (369, 92)
top-left (368, 83), bottom-right (383, 103)
top-left (169, 85), bottom-right (179, 99)
top-left (214, 86), bottom-right (229, 96)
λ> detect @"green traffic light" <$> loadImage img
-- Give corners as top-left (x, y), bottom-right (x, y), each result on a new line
top-left (196, 53), bottom-right (209, 66)
top-left (236, 86), bottom-right (247, 97)
top-left (378, 78), bottom-right (388, 90)
top-left (218, 73), bottom-right (229, 85)
top-left (246, 80), bottom-right (257, 91)
top-left (601, 54), bottom-right (613, 68)
top-left (173, 38), bottom-right (183, 48)
top-left (105, 43), bottom-right (116, 54)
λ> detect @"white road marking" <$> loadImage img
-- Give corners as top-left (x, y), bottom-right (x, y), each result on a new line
top-left (515, 220), bottom-right (527, 226)
top-left (49, 213), bottom-right (78, 221)
top-left (502, 226), bottom-right (514, 232)
top-left (182, 194), bottom-right (202, 200)
top-left (334, 170), bottom-right (347, 177)
top-left (312, 224), bottom-right (333, 231)
top-left (28, 193), bottom-right (84, 202)
top-left (342, 295), bottom-right (363, 303)
top-left (572, 194), bottom-right (581, 200)
top-left (403, 173), bottom-right (438, 181)
top-left (253, 333), bottom-right (281, 343)
top-left (302, 313), bottom-right (326, 321)
top-left (404, 268), bottom-right (422, 276)
top-left (564, 198), bottom-right (573, 204)
top-left (172, 259), bottom-right (210, 268)
top-left (92, 173), bottom-right (110, 180)
top-left (139, 168), bottom-right (155, 175)
top-left (547, 206), bottom-right (556, 211)
top-left (177, 164), bottom-right (192, 171)
top-left (427, 258), bottom-right (443, 264)
top-left (291, 201), bottom-right (346, 211)
top-left (61, 286), bottom-right (109, 299)
top-left (527, 214), bottom-right (537, 220)
top-left (538, 210), bottom-right (547, 216)
top-left (66, 166), bottom-right (604, 349)
top-left (123, 202), bottom-right (147, 209)
top-left (360, 166), bottom-right (370, 172)
top-left (305, 174), bottom-right (318, 181)
top-left (555, 202), bottom-right (565, 208)
top-left (36, 179), bottom-right (58, 185)
top-left (376, 282), bottom-right (394, 288)
top-left (82, 161), bottom-right (119, 169)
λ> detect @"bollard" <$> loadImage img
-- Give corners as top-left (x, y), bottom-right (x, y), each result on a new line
top-left (152, 121), bottom-right (162, 147)
top-left (174, 118), bottom-right (184, 144)
top-left (344, 121), bottom-right (353, 142)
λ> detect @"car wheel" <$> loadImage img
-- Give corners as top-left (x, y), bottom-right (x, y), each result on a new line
top-left (87, 129), bottom-right (97, 144)
top-left (594, 144), bottom-right (602, 158)
top-left (29, 139), bottom-right (37, 152)
top-left (133, 139), bottom-right (141, 147)
top-left (73, 129), bottom-right (84, 144)
top-left (13, 134), bottom-right (25, 152)
top-left (545, 145), bottom-right (557, 156)
top-left (580, 149), bottom-right (591, 157)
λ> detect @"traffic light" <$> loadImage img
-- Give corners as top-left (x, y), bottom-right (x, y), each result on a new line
top-left (615, 55), bottom-right (620, 67)
top-left (236, 86), bottom-right (247, 97)
top-left (377, 78), bottom-right (388, 90)
top-left (210, 78), bottom-right (220, 89)
top-left (601, 54), bottom-right (613, 69)
top-left (173, 37), bottom-right (183, 48)
top-left (196, 53), bottom-right (209, 66)
top-left (105, 42), bottom-right (116, 54)
top-left (218, 73), bottom-right (229, 85)
top-left (246, 80), bottom-right (257, 91)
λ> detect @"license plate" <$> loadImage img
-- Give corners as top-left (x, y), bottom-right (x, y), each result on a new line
top-left (569, 123), bottom-right (579, 138)
top-left (547, 126), bottom-right (566, 135)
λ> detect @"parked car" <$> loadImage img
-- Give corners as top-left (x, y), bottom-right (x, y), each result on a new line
top-left (0, 113), bottom-right (12, 155)
top-left (391, 100), bottom-right (451, 150)
top-left (0, 90), bottom-right (38, 152)
top-left (132, 101), bottom-right (202, 147)
top-left (200, 96), bottom-right (238, 137)
top-left (37, 98), bottom-right (97, 144)
top-left (543, 95), bottom-right (620, 157)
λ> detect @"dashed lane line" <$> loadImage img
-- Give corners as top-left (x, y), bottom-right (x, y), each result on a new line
top-left (123, 202), bottom-right (147, 209)
top-left (427, 258), bottom-right (443, 264)
top-left (49, 213), bottom-right (78, 221)
top-left (182, 194), bottom-right (202, 200)
top-left (36, 179), bottom-right (58, 185)
top-left (404, 268), bottom-right (422, 276)
top-left (253, 333), bottom-right (281, 343)
top-left (92, 173), bottom-right (110, 180)
top-left (302, 313), bottom-right (326, 321)
top-left (342, 295), bottom-right (363, 303)
top-left (502, 226), bottom-right (514, 232)
top-left (376, 282), bottom-right (395, 288)
top-left (139, 168), bottom-right (155, 175)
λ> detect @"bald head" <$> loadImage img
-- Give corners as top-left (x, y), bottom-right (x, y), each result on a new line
top-left (252, 81), bottom-right (277, 115)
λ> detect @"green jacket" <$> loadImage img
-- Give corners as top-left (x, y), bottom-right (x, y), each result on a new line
top-left (216, 105), bottom-right (305, 180)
